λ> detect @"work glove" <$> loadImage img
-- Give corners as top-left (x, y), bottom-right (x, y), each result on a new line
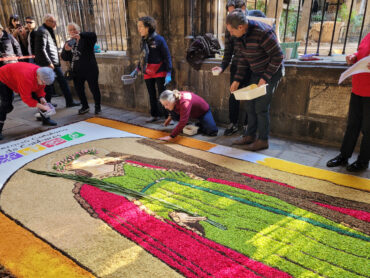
top-left (130, 69), bottom-right (138, 78)
top-left (164, 73), bottom-right (171, 86)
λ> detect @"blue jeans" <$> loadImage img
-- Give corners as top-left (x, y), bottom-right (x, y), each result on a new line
top-left (244, 68), bottom-right (282, 140)
top-left (199, 109), bottom-right (218, 135)
top-left (44, 66), bottom-right (73, 105)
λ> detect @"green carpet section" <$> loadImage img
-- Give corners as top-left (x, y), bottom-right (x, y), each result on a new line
top-left (104, 163), bottom-right (370, 278)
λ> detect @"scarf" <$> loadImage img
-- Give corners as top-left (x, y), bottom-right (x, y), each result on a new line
top-left (139, 32), bottom-right (157, 72)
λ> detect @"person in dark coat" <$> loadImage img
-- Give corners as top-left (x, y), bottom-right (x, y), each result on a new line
top-left (61, 23), bottom-right (101, 115)
top-left (130, 16), bottom-right (172, 123)
top-left (0, 23), bottom-right (22, 67)
top-left (25, 16), bottom-right (37, 63)
top-left (212, 1), bottom-right (266, 136)
top-left (34, 14), bottom-right (79, 108)
top-left (6, 14), bottom-right (29, 57)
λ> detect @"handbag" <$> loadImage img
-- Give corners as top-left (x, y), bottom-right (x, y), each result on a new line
top-left (64, 69), bottom-right (74, 80)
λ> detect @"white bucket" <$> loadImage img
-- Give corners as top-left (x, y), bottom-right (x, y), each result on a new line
top-left (183, 125), bottom-right (199, 136)
top-left (121, 75), bottom-right (137, 85)
top-left (233, 84), bottom-right (268, 100)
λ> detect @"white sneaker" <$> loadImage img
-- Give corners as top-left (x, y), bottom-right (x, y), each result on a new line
top-left (35, 112), bottom-right (42, 121)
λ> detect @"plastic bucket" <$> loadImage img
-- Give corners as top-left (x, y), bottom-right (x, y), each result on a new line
top-left (121, 75), bottom-right (136, 85)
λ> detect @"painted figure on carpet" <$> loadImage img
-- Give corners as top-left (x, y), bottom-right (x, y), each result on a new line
top-left (43, 149), bottom-right (370, 278)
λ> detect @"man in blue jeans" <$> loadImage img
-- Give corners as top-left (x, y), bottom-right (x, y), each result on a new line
top-left (227, 9), bottom-right (283, 151)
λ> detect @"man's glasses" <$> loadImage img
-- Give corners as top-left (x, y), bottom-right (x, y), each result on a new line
top-left (26, 21), bottom-right (34, 24)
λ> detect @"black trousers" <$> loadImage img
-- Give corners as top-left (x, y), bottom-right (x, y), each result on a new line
top-left (229, 64), bottom-right (251, 125)
top-left (144, 77), bottom-right (167, 117)
top-left (73, 71), bottom-right (101, 109)
top-left (0, 81), bottom-right (14, 123)
top-left (44, 66), bottom-right (74, 105)
top-left (340, 93), bottom-right (370, 162)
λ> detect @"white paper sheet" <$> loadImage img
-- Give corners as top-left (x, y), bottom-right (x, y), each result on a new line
top-left (338, 56), bottom-right (370, 84)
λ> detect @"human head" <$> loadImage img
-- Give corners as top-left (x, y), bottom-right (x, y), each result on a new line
top-left (36, 67), bottom-right (56, 85)
top-left (25, 16), bottom-right (36, 30)
top-left (137, 16), bottom-right (156, 37)
top-left (67, 22), bottom-right (80, 37)
top-left (226, 0), bottom-right (235, 12)
top-left (226, 9), bottom-right (248, 37)
top-left (159, 90), bottom-right (181, 111)
top-left (9, 14), bottom-right (20, 28)
top-left (43, 14), bottom-right (57, 29)
top-left (235, 0), bottom-right (247, 11)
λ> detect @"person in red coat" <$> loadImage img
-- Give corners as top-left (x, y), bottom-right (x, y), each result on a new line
top-left (158, 90), bottom-right (218, 141)
top-left (0, 62), bottom-right (56, 140)
top-left (327, 32), bottom-right (370, 172)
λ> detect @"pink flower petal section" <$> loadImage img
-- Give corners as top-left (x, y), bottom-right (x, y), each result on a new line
top-left (80, 185), bottom-right (291, 278)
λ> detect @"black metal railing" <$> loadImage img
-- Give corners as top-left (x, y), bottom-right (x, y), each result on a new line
top-left (211, 0), bottom-right (368, 57)
top-left (6, 0), bottom-right (128, 51)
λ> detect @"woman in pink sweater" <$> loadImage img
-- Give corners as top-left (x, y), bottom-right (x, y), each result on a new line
top-left (158, 90), bottom-right (218, 141)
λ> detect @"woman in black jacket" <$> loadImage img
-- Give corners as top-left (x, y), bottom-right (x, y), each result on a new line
top-left (61, 23), bottom-right (101, 115)
top-left (0, 24), bottom-right (22, 67)
top-left (131, 16), bottom-right (172, 123)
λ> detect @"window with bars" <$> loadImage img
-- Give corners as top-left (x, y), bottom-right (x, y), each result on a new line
top-left (7, 0), bottom-right (128, 51)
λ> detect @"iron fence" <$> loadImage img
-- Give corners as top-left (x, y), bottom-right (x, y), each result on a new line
top-left (6, 0), bottom-right (128, 51)
top-left (209, 0), bottom-right (368, 57)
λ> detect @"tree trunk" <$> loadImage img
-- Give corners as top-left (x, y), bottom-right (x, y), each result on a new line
top-left (266, 0), bottom-right (284, 42)
top-left (296, 0), bottom-right (312, 41)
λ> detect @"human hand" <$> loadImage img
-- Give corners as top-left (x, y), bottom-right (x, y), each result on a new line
top-left (258, 78), bottom-right (267, 87)
top-left (163, 116), bottom-right (172, 126)
top-left (49, 64), bottom-right (55, 69)
top-left (37, 103), bottom-right (50, 112)
top-left (71, 33), bottom-right (80, 41)
top-left (164, 73), bottom-right (171, 86)
top-left (158, 135), bottom-right (172, 141)
top-left (64, 43), bottom-right (72, 51)
top-left (130, 69), bottom-right (138, 78)
top-left (39, 97), bottom-right (47, 105)
top-left (346, 54), bottom-right (356, 65)
top-left (230, 81), bottom-right (240, 93)
top-left (211, 66), bottom-right (222, 76)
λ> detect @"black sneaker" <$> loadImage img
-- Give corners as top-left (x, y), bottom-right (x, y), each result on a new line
top-left (78, 107), bottom-right (90, 115)
top-left (95, 107), bottom-right (101, 115)
top-left (42, 118), bottom-right (57, 126)
top-left (224, 124), bottom-right (238, 136)
top-left (346, 160), bottom-right (369, 172)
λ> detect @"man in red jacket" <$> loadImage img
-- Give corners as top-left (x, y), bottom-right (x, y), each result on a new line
top-left (327, 32), bottom-right (370, 172)
top-left (0, 62), bottom-right (56, 140)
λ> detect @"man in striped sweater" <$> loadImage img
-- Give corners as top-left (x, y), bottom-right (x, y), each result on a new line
top-left (227, 9), bottom-right (283, 151)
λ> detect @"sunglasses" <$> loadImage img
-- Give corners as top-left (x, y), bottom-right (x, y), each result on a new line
top-left (26, 21), bottom-right (35, 24)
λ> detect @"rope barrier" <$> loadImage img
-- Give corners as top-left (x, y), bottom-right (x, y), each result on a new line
top-left (0, 55), bottom-right (35, 62)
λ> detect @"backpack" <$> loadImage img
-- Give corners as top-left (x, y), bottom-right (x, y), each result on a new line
top-left (186, 33), bottom-right (221, 71)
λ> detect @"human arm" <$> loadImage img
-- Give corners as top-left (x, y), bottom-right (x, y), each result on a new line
top-left (61, 42), bottom-right (73, 61)
top-left (9, 34), bottom-right (22, 57)
top-left (159, 35), bottom-right (172, 74)
top-left (220, 29), bottom-right (234, 72)
top-left (259, 29), bottom-right (284, 82)
top-left (170, 99), bottom-right (192, 138)
top-left (34, 28), bottom-right (53, 66)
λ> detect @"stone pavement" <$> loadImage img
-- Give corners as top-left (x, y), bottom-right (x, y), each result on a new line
top-left (1, 95), bottom-right (368, 179)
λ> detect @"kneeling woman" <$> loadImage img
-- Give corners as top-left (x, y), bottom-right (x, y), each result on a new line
top-left (158, 90), bottom-right (218, 141)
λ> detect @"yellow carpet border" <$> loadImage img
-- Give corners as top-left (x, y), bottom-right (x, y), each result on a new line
top-left (0, 212), bottom-right (94, 278)
top-left (86, 117), bottom-right (370, 192)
